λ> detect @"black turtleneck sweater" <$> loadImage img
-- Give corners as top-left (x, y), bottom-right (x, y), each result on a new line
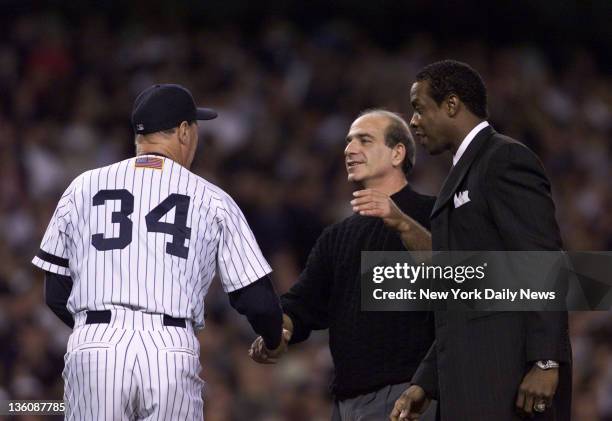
top-left (281, 184), bottom-right (436, 400)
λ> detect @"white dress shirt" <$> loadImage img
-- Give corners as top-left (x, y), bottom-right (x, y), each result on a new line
top-left (453, 121), bottom-right (490, 166)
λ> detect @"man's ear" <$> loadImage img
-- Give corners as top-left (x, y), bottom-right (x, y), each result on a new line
top-left (178, 121), bottom-right (190, 145)
top-left (393, 142), bottom-right (406, 168)
top-left (446, 94), bottom-right (460, 117)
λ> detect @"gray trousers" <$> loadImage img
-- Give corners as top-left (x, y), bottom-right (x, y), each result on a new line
top-left (332, 382), bottom-right (437, 421)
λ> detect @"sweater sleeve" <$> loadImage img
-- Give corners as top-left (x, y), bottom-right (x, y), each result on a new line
top-left (281, 226), bottom-right (334, 344)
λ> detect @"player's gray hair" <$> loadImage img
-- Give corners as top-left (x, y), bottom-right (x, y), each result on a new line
top-left (357, 109), bottom-right (416, 175)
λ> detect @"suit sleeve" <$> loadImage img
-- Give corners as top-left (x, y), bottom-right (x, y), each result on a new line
top-left (411, 341), bottom-right (439, 400)
top-left (484, 143), bottom-right (570, 363)
top-left (280, 227), bottom-right (333, 344)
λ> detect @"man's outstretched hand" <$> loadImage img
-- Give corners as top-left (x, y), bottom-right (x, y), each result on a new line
top-left (351, 189), bottom-right (432, 253)
top-left (351, 189), bottom-right (406, 229)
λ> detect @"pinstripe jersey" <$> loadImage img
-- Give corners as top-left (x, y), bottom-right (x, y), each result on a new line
top-left (32, 154), bottom-right (272, 329)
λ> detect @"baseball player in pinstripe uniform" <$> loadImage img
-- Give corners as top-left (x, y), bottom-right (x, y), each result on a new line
top-left (32, 84), bottom-right (287, 420)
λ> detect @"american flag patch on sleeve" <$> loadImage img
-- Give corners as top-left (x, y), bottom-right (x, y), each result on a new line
top-left (135, 156), bottom-right (164, 169)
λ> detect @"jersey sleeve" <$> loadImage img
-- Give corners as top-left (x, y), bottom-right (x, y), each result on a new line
top-left (32, 183), bottom-right (76, 276)
top-left (215, 195), bottom-right (272, 292)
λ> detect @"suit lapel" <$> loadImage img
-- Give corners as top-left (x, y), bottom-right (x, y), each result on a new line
top-left (431, 126), bottom-right (495, 219)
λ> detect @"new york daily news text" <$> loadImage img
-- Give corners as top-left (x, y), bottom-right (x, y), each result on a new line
top-left (361, 251), bottom-right (612, 311)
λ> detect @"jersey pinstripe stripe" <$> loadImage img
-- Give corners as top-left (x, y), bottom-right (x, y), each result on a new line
top-left (33, 154), bottom-right (271, 328)
top-left (36, 154), bottom-right (270, 420)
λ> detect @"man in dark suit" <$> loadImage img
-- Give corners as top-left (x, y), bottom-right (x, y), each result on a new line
top-left (389, 60), bottom-right (572, 420)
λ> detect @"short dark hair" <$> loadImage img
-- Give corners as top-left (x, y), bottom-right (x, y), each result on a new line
top-left (358, 109), bottom-right (416, 174)
top-left (416, 60), bottom-right (488, 119)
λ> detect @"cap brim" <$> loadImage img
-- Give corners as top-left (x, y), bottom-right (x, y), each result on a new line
top-left (196, 108), bottom-right (218, 120)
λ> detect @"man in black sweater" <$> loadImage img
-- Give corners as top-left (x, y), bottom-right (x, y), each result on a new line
top-left (250, 110), bottom-right (436, 420)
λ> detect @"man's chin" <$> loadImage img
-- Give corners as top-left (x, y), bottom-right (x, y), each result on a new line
top-left (347, 173), bottom-right (363, 183)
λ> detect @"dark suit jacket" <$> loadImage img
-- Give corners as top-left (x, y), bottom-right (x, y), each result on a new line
top-left (412, 126), bottom-right (572, 421)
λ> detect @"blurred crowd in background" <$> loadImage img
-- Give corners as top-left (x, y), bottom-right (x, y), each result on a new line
top-left (0, 7), bottom-right (611, 421)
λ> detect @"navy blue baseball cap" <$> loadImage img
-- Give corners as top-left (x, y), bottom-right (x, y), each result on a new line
top-left (131, 84), bottom-right (217, 135)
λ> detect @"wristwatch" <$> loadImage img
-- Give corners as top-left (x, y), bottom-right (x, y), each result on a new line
top-left (535, 360), bottom-right (559, 370)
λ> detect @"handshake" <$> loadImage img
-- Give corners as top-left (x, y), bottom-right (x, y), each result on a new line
top-left (249, 328), bottom-right (292, 363)
top-left (248, 314), bottom-right (294, 364)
